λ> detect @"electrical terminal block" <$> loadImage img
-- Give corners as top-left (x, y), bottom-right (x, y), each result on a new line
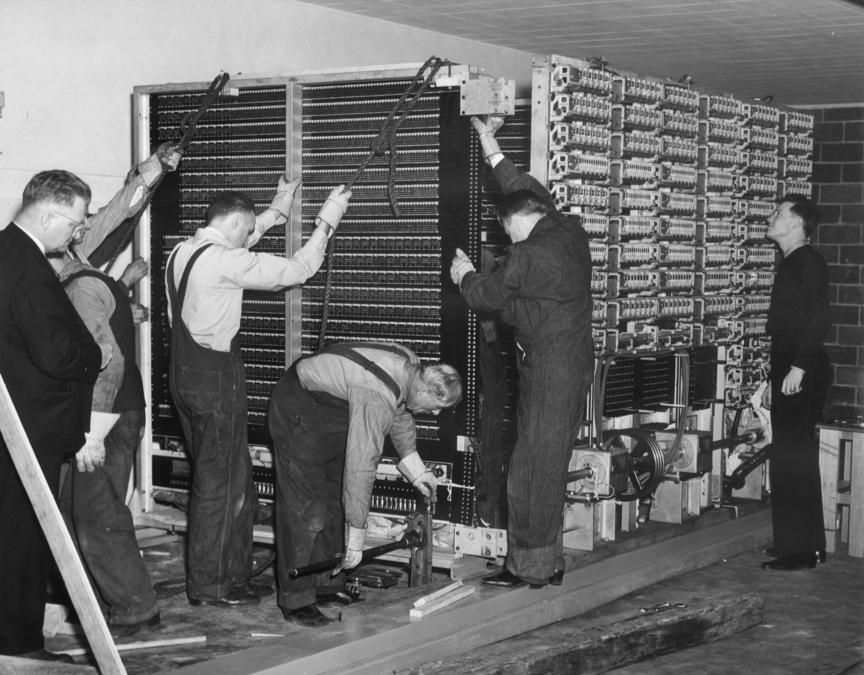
top-left (699, 95), bottom-right (743, 119)
top-left (697, 220), bottom-right (737, 244)
top-left (660, 192), bottom-right (698, 215)
top-left (725, 366), bottom-right (763, 388)
top-left (661, 84), bottom-right (699, 111)
top-left (593, 298), bottom-right (610, 325)
top-left (697, 245), bottom-right (737, 268)
top-left (658, 242), bottom-right (697, 267)
top-left (740, 223), bottom-right (768, 243)
top-left (608, 297), bottom-right (660, 324)
top-left (697, 169), bottom-right (736, 194)
top-left (549, 122), bottom-right (611, 152)
top-left (552, 181), bottom-right (610, 209)
top-left (658, 218), bottom-right (697, 241)
top-left (737, 199), bottom-right (774, 221)
top-left (658, 326), bottom-right (693, 348)
top-left (660, 136), bottom-right (699, 163)
top-left (695, 322), bottom-right (734, 345)
top-left (619, 242), bottom-right (660, 267)
top-left (698, 143), bottom-right (742, 169)
top-left (779, 134), bottom-right (814, 157)
top-left (612, 103), bottom-right (662, 131)
top-left (701, 195), bottom-right (737, 218)
top-left (580, 214), bottom-right (616, 241)
top-left (779, 156), bottom-right (812, 178)
top-left (743, 175), bottom-right (777, 197)
top-left (719, 317), bottom-right (767, 339)
top-left (698, 119), bottom-right (742, 144)
top-left (609, 189), bottom-right (660, 214)
top-left (548, 151), bottom-right (609, 180)
top-left (592, 270), bottom-right (614, 296)
top-left (657, 269), bottom-right (696, 293)
top-left (695, 270), bottom-right (737, 294)
top-left (616, 269), bottom-right (659, 295)
top-left (551, 64), bottom-right (613, 95)
top-left (611, 131), bottom-right (662, 159)
top-left (742, 126), bottom-right (779, 150)
top-left (659, 164), bottom-right (698, 188)
top-left (660, 109), bottom-right (699, 137)
top-left (606, 325), bottom-right (658, 352)
top-left (593, 328), bottom-right (610, 354)
top-left (589, 241), bottom-right (619, 270)
top-left (738, 294), bottom-right (771, 315)
top-left (612, 76), bottom-right (664, 105)
top-left (550, 92), bottom-right (611, 123)
top-left (741, 150), bottom-right (779, 175)
top-left (737, 247), bottom-right (776, 268)
top-left (743, 103), bottom-right (780, 128)
top-left (615, 215), bottom-right (658, 239)
top-left (735, 269), bottom-right (774, 292)
top-left (695, 295), bottom-right (737, 320)
top-left (778, 179), bottom-right (811, 197)
top-left (781, 111), bottom-right (814, 135)
top-left (611, 159), bottom-right (661, 186)
top-left (658, 296), bottom-right (694, 319)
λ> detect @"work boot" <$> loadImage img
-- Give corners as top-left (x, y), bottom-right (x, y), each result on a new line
top-left (282, 604), bottom-right (333, 628)
top-left (109, 612), bottom-right (161, 640)
top-left (480, 568), bottom-right (526, 589)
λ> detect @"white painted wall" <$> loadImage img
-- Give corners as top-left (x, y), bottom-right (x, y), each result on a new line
top-left (0, 0), bottom-right (533, 224)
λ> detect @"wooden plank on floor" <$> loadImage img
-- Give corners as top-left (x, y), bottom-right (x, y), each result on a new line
top-left (0, 655), bottom-right (96, 674)
top-left (167, 507), bottom-right (771, 675)
top-left (400, 591), bottom-right (764, 674)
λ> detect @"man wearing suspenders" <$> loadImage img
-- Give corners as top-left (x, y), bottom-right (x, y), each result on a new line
top-left (269, 342), bottom-right (462, 627)
top-left (166, 182), bottom-right (351, 608)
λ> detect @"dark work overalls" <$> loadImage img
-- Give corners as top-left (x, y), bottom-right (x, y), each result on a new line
top-left (167, 244), bottom-right (254, 601)
top-left (59, 269), bottom-right (158, 625)
top-left (268, 343), bottom-right (405, 612)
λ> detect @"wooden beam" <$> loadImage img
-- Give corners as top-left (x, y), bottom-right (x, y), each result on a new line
top-left (0, 374), bottom-right (125, 675)
top-left (167, 506), bottom-right (770, 675)
top-left (409, 587), bottom-right (475, 618)
top-left (0, 655), bottom-right (96, 674)
top-left (400, 592), bottom-right (764, 674)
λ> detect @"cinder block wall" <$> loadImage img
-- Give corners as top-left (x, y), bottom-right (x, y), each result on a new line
top-left (810, 106), bottom-right (864, 420)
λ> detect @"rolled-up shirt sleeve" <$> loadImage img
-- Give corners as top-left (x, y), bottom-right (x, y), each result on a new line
top-left (223, 228), bottom-right (328, 291)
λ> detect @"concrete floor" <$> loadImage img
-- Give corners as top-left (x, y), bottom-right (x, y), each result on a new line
top-left (46, 534), bottom-right (864, 674)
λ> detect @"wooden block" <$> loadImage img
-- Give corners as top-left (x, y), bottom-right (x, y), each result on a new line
top-left (57, 636), bottom-right (207, 657)
top-left (413, 581), bottom-right (463, 607)
top-left (0, 654), bottom-right (96, 673)
top-left (402, 592), bottom-right (764, 674)
top-left (409, 586), bottom-right (475, 618)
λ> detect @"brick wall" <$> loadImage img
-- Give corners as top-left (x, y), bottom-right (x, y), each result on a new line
top-left (809, 106), bottom-right (864, 420)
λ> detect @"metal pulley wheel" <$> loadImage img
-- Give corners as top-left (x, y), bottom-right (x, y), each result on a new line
top-left (602, 428), bottom-right (667, 502)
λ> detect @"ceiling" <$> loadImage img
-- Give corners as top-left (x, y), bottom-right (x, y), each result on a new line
top-left (293, 0), bottom-right (864, 106)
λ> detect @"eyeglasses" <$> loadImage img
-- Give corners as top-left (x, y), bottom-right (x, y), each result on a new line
top-left (51, 211), bottom-right (88, 233)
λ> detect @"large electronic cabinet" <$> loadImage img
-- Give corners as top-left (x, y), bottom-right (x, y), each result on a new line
top-left (132, 65), bottom-right (515, 531)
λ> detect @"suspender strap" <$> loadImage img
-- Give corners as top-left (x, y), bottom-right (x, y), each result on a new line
top-left (61, 269), bottom-right (105, 288)
top-left (168, 243), bottom-right (214, 312)
top-left (315, 343), bottom-right (405, 402)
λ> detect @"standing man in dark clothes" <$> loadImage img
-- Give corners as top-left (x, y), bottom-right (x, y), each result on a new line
top-left (450, 116), bottom-right (594, 588)
top-left (761, 194), bottom-right (831, 571)
top-left (0, 170), bottom-right (111, 663)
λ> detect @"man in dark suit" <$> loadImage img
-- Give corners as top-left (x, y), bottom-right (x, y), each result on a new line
top-left (0, 170), bottom-right (111, 663)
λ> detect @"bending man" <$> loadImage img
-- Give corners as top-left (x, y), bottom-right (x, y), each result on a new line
top-left (450, 116), bottom-right (593, 588)
top-left (269, 341), bottom-right (461, 627)
top-left (167, 180), bottom-right (351, 608)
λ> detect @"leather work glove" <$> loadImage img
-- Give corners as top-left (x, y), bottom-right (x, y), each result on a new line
top-left (269, 176), bottom-right (301, 220)
top-left (75, 411), bottom-right (119, 473)
top-left (332, 524), bottom-right (366, 576)
top-left (315, 185), bottom-right (352, 237)
top-left (470, 115), bottom-right (505, 164)
top-left (450, 248), bottom-right (476, 286)
top-left (398, 451), bottom-right (438, 503)
top-left (137, 143), bottom-right (184, 187)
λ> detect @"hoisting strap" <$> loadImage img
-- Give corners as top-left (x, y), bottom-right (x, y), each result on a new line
top-left (318, 56), bottom-right (449, 349)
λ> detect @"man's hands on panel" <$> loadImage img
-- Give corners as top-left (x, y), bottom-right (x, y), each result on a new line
top-left (269, 176), bottom-right (302, 221)
top-left (315, 185), bottom-right (352, 237)
top-left (450, 248), bottom-right (475, 286)
top-left (332, 524), bottom-right (366, 576)
top-left (398, 451), bottom-right (438, 503)
top-left (120, 257), bottom-right (149, 289)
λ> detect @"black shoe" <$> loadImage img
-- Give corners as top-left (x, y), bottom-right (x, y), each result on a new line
top-left (109, 612), bottom-right (161, 640)
top-left (16, 649), bottom-right (75, 664)
top-left (236, 580), bottom-right (274, 598)
top-left (480, 568), bottom-right (526, 589)
top-left (317, 589), bottom-right (362, 607)
top-left (764, 547), bottom-right (827, 564)
top-left (188, 589), bottom-right (261, 608)
top-left (761, 554), bottom-right (818, 571)
top-left (282, 604), bottom-right (333, 628)
top-left (548, 569), bottom-right (565, 586)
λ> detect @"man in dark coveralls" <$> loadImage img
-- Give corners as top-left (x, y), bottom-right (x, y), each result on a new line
top-left (761, 194), bottom-right (831, 572)
top-left (450, 116), bottom-right (594, 588)
top-left (269, 341), bottom-right (462, 627)
top-left (0, 170), bottom-right (111, 663)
